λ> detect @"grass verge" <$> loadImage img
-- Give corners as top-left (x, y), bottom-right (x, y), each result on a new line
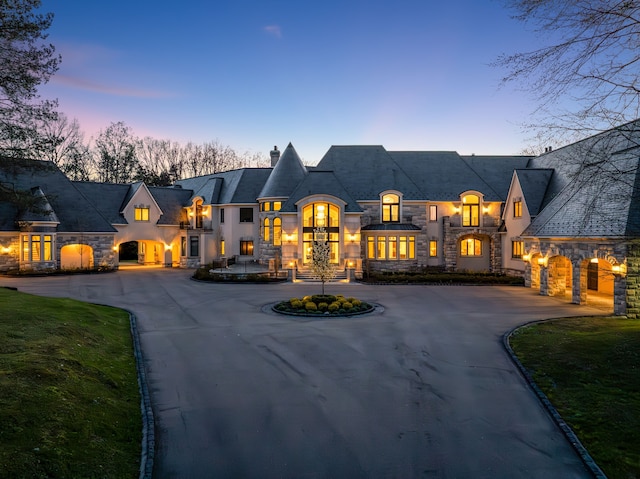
top-left (0, 287), bottom-right (141, 478)
top-left (509, 316), bottom-right (640, 479)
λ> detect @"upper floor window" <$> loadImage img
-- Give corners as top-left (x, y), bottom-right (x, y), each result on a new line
top-left (273, 201), bottom-right (282, 211)
top-left (382, 193), bottom-right (400, 222)
top-left (462, 194), bottom-right (479, 227)
top-left (512, 240), bottom-right (524, 259)
top-left (514, 199), bottom-right (523, 218)
top-left (135, 207), bottom-right (149, 222)
top-left (239, 207), bottom-right (253, 223)
top-left (302, 203), bottom-right (339, 228)
top-left (195, 203), bottom-right (203, 228)
top-left (220, 208), bottom-right (225, 223)
top-left (429, 205), bottom-right (437, 222)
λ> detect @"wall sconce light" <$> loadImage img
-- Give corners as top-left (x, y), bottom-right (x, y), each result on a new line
top-left (188, 211), bottom-right (194, 217)
top-left (288, 261), bottom-right (295, 268)
top-left (348, 260), bottom-right (355, 268)
top-left (482, 206), bottom-right (489, 214)
top-left (612, 263), bottom-right (626, 277)
top-left (285, 234), bottom-right (294, 243)
top-left (349, 234), bottom-right (356, 243)
top-left (590, 257), bottom-right (599, 263)
top-left (522, 253), bottom-right (530, 262)
top-left (165, 243), bottom-right (172, 251)
top-left (1, 246), bottom-right (11, 254)
top-left (537, 256), bottom-right (548, 267)
top-left (113, 245), bottom-right (119, 252)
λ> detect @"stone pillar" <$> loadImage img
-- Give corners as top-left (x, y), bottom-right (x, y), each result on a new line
top-left (539, 266), bottom-right (549, 296)
top-left (572, 261), bottom-right (587, 305)
top-left (614, 274), bottom-right (627, 316)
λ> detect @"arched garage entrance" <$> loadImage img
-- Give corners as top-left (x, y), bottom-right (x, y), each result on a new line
top-left (117, 239), bottom-right (172, 266)
top-left (580, 258), bottom-right (615, 309)
top-left (60, 244), bottom-right (94, 270)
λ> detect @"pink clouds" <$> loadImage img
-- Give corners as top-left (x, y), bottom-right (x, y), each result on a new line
top-left (51, 74), bottom-right (174, 98)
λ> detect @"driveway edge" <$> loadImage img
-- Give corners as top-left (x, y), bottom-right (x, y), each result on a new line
top-left (128, 310), bottom-right (155, 479)
top-left (502, 319), bottom-right (607, 479)
top-left (502, 320), bottom-right (607, 479)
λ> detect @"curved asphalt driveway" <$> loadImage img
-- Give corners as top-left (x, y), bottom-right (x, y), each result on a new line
top-left (3, 269), bottom-right (604, 478)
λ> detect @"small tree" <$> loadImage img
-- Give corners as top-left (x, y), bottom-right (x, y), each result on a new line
top-left (310, 227), bottom-right (335, 294)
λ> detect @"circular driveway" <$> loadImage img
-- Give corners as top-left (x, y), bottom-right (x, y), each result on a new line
top-left (3, 269), bottom-right (603, 478)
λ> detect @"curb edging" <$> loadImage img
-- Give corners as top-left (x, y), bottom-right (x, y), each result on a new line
top-left (502, 320), bottom-right (607, 479)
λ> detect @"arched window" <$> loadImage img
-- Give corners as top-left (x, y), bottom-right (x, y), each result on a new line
top-left (263, 218), bottom-right (270, 242)
top-left (460, 237), bottom-right (482, 256)
top-left (195, 201), bottom-right (203, 228)
top-left (273, 218), bottom-right (282, 246)
top-left (302, 202), bottom-right (340, 264)
top-left (462, 194), bottom-right (479, 227)
top-left (382, 193), bottom-right (400, 222)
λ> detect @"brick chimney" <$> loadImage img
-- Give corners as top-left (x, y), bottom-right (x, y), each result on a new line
top-left (270, 145), bottom-right (280, 167)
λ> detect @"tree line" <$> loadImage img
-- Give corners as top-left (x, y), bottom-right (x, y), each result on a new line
top-left (38, 116), bottom-right (268, 185)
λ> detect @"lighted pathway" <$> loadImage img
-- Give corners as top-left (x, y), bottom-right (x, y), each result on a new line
top-left (3, 269), bottom-right (606, 478)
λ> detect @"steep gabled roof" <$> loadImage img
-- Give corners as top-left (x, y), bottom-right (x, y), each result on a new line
top-left (72, 182), bottom-right (131, 224)
top-left (17, 187), bottom-right (59, 224)
top-left (461, 155), bottom-right (532, 201)
top-left (0, 158), bottom-right (115, 233)
top-left (148, 186), bottom-right (193, 225)
top-left (175, 168), bottom-right (272, 205)
top-left (258, 142), bottom-right (307, 199)
top-left (316, 146), bottom-right (423, 200)
top-left (513, 169), bottom-right (553, 216)
top-left (280, 170), bottom-right (363, 213)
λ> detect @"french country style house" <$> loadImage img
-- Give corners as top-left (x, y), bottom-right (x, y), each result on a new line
top-left (1, 120), bottom-right (639, 317)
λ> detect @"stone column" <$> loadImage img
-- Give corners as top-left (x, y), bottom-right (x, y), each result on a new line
top-left (572, 261), bottom-right (587, 305)
top-left (539, 266), bottom-right (549, 296)
top-left (614, 274), bottom-right (627, 316)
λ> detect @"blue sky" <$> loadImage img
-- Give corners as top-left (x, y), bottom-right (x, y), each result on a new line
top-left (40, 1), bottom-right (543, 164)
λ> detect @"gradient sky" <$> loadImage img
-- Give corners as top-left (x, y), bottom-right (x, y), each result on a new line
top-left (39, 1), bottom-right (545, 164)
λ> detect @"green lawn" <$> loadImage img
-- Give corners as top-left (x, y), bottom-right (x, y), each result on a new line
top-left (0, 287), bottom-right (141, 478)
top-left (509, 316), bottom-right (640, 479)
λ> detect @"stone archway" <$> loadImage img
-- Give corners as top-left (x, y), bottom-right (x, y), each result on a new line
top-left (456, 234), bottom-right (491, 272)
top-left (547, 255), bottom-right (572, 300)
top-left (579, 258), bottom-right (615, 311)
top-left (60, 244), bottom-right (94, 270)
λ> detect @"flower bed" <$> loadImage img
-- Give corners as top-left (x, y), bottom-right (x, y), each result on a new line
top-left (273, 294), bottom-right (374, 317)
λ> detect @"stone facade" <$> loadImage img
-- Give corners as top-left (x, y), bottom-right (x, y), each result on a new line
top-left (56, 234), bottom-right (117, 270)
top-left (0, 235), bottom-right (20, 272)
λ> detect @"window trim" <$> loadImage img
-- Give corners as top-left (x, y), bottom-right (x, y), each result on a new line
top-left (514, 199), bottom-right (523, 218)
top-left (460, 237), bottom-right (482, 256)
top-left (429, 205), bottom-right (437, 222)
top-left (512, 240), bottom-right (524, 259)
top-left (381, 193), bottom-right (400, 223)
top-left (134, 206), bottom-right (150, 222)
top-left (239, 207), bottom-right (254, 223)
top-left (429, 240), bottom-right (437, 257)
top-left (367, 235), bottom-right (415, 260)
top-left (21, 234), bottom-right (54, 262)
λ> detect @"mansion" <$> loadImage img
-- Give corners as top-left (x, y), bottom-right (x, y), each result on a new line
top-left (1, 121), bottom-right (639, 317)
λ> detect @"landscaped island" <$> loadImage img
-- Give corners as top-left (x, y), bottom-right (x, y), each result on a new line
top-left (273, 294), bottom-right (373, 316)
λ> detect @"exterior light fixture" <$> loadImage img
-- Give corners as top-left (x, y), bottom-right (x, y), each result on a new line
top-left (522, 253), bottom-right (530, 262)
top-left (537, 256), bottom-right (548, 267)
top-left (349, 234), bottom-right (356, 242)
top-left (1, 246), bottom-right (11, 254)
top-left (113, 245), bottom-right (119, 252)
top-left (482, 206), bottom-right (489, 214)
top-left (612, 263), bottom-right (626, 277)
top-left (590, 257), bottom-right (599, 263)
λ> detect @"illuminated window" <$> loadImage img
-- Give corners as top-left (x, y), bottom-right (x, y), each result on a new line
top-left (429, 205), bottom-right (437, 222)
top-left (429, 240), bottom-right (437, 257)
top-left (302, 203), bottom-right (340, 264)
top-left (367, 237), bottom-right (375, 258)
top-left (273, 218), bottom-right (282, 246)
top-left (514, 199), bottom-right (523, 218)
top-left (195, 203), bottom-right (203, 228)
top-left (21, 234), bottom-right (53, 262)
top-left (388, 236), bottom-right (397, 259)
top-left (263, 202), bottom-right (271, 212)
top-left (462, 194), bottom-right (480, 227)
top-left (273, 201), bottom-right (281, 211)
top-left (263, 218), bottom-right (270, 241)
top-left (377, 237), bottom-right (386, 259)
top-left (512, 240), bottom-right (524, 259)
top-left (239, 208), bottom-right (253, 223)
top-left (460, 238), bottom-right (482, 256)
top-left (135, 207), bottom-right (149, 221)
top-left (399, 236), bottom-right (407, 259)
top-left (220, 239), bottom-right (225, 256)
top-left (382, 193), bottom-right (400, 222)
top-left (240, 240), bottom-right (254, 255)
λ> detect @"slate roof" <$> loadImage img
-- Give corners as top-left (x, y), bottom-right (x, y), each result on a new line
top-left (0, 158), bottom-right (115, 233)
top-left (17, 187), bottom-right (59, 224)
top-left (513, 169), bottom-right (553, 216)
top-left (461, 155), bottom-right (532, 200)
top-left (315, 146), bottom-right (424, 200)
top-left (522, 122), bottom-right (640, 238)
top-left (72, 182), bottom-right (131, 224)
top-left (258, 143), bottom-right (308, 199)
top-left (280, 170), bottom-right (363, 213)
top-left (175, 168), bottom-right (272, 205)
top-left (148, 186), bottom-right (193, 225)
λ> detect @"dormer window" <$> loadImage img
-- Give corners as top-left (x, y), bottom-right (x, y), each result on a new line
top-left (462, 194), bottom-right (479, 227)
top-left (134, 206), bottom-right (149, 222)
top-left (382, 193), bottom-right (400, 222)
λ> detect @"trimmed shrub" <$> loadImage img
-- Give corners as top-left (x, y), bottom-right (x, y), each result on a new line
top-left (342, 301), bottom-right (353, 309)
top-left (302, 295), bottom-right (312, 302)
top-left (291, 300), bottom-right (303, 309)
top-left (328, 302), bottom-right (340, 312)
top-left (318, 302), bottom-right (328, 311)
top-left (305, 302), bottom-right (317, 311)
top-left (312, 294), bottom-right (336, 304)
top-left (351, 299), bottom-right (362, 307)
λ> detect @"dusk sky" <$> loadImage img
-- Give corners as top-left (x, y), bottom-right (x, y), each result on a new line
top-left (39, 1), bottom-right (546, 164)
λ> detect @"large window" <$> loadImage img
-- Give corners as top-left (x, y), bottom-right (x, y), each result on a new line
top-left (195, 203), bottom-right (203, 228)
top-left (263, 218), bottom-right (270, 241)
top-left (273, 218), bottom-right (282, 246)
top-left (135, 207), bottom-right (149, 222)
top-left (460, 237), bottom-right (482, 256)
top-left (240, 240), bottom-right (254, 255)
top-left (302, 203), bottom-right (340, 264)
top-left (512, 240), bottom-right (524, 259)
top-left (382, 193), bottom-right (400, 222)
top-left (239, 208), bottom-right (253, 223)
top-left (189, 236), bottom-right (199, 257)
top-left (367, 235), bottom-right (415, 260)
top-left (22, 234), bottom-right (53, 262)
top-left (462, 194), bottom-right (480, 227)
top-left (514, 199), bottom-right (523, 218)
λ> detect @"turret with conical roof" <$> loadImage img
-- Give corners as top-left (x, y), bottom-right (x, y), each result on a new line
top-left (258, 142), bottom-right (307, 199)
